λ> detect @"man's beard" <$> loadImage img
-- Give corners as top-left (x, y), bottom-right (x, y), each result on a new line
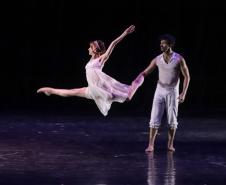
top-left (161, 47), bottom-right (170, 52)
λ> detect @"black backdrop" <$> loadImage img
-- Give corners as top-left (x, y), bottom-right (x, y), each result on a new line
top-left (0, 1), bottom-right (226, 116)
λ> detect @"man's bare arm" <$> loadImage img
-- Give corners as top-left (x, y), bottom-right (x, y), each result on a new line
top-left (142, 58), bottom-right (157, 77)
top-left (178, 57), bottom-right (190, 103)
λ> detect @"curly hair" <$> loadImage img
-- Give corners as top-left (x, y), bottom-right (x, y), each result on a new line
top-left (159, 34), bottom-right (176, 48)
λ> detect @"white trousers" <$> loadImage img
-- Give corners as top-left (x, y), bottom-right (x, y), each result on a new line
top-left (149, 83), bottom-right (179, 129)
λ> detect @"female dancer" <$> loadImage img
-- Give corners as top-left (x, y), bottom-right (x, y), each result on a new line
top-left (37, 25), bottom-right (144, 116)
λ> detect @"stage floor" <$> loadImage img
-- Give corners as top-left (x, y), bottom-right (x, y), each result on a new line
top-left (0, 111), bottom-right (226, 185)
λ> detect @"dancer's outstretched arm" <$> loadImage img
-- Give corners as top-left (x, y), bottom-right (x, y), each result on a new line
top-left (141, 58), bottom-right (157, 77)
top-left (127, 58), bottom-right (157, 100)
top-left (100, 25), bottom-right (135, 63)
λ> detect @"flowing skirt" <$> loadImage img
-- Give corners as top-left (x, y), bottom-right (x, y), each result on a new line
top-left (86, 69), bottom-right (129, 116)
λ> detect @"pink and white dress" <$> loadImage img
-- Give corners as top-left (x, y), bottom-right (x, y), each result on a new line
top-left (85, 57), bottom-right (130, 116)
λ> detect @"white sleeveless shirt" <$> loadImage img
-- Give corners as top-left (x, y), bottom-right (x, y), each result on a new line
top-left (156, 52), bottom-right (181, 87)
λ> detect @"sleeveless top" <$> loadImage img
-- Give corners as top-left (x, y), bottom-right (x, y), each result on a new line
top-left (155, 52), bottom-right (181, 88)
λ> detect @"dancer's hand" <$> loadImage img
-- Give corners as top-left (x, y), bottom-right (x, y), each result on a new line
top-left (124, 25), bottom-right (135, 34)
top-left (134, 73), bottom-right (144, 85)
top-left (178, 93), bottom-right (185, 103)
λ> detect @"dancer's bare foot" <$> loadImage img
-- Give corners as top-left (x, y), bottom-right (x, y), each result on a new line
top-left (167, 146), bottom-right (175, 152)
top-left (145, 145), bottom-right (154, 152)
top-left (37, 87), bottom-right (52, 96)
top-left (128, 74), bottom-right (144, 100)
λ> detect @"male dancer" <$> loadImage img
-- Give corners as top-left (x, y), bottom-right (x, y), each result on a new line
top-left (140, 34), bottom-right (190, 152)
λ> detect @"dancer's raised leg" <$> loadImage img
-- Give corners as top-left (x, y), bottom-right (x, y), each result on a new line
top-left (37, 87), bottom-right (88, 98)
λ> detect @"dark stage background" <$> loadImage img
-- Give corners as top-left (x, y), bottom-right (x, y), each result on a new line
top-left (0, 1), bottom-right (226, 117)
